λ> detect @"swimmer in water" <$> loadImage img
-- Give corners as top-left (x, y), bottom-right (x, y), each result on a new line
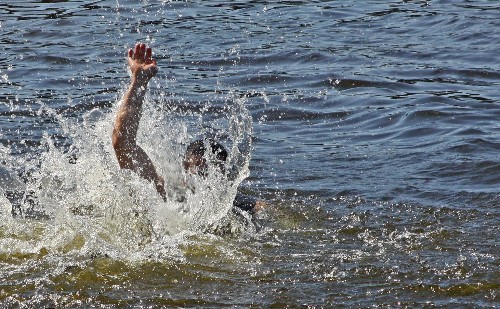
top-left (112, 43), bottom-right (265, 213)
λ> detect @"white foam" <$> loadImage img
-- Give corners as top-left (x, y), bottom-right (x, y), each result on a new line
top-left (0, 91), bottom-right (253, 260)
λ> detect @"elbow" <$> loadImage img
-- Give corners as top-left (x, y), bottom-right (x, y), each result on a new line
top-left (112, 131), bottom-right (130, 169)
top-left (112, 130), bottom-right (132, 159)
top-left (112, 130), bottom-right (124, 152)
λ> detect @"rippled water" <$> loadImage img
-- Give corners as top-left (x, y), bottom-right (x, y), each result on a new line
top-left (0, 0), bottom-right (499, 307)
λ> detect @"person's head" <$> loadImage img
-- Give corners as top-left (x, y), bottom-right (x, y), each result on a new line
top-left (183, 139), bottom-right (228, 177)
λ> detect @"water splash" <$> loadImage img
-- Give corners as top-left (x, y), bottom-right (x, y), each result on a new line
top-left (0, 89), bottom-right (253, 261)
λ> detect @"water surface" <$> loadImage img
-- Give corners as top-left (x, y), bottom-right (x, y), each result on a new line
top-left (0, 0), bottom-right (499, 307)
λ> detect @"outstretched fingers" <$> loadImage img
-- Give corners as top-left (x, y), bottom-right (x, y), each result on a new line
top-left (131, 43), bottom-right (142, 61)
top-left (129, 43), bottom-right (155, 64)
top-left (145, 47), bottom-right (153, 63)
top-left (126, 42), bottom-right (158, 81)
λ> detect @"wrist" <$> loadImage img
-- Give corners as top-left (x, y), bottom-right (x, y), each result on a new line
top-left (130, 76), bottom-right (149, 88)
top-left (128, 80), bottom-right (148, 100)
top-left (130, 76), bottom-right (148, 92)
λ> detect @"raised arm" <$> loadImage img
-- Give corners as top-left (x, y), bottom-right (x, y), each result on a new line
top-left (112, 43), bottom-right (166, 199)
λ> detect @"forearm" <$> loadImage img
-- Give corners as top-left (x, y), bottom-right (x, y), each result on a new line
top-left (121, 78), bottom-right (149, 123)
top-left (113, 79), bottom-right (148, 145)
top-left (125, 78), bottom-right (148, 104)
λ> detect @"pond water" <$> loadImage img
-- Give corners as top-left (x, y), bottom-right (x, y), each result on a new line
top-left (0, 0), bottom-right (498, 307)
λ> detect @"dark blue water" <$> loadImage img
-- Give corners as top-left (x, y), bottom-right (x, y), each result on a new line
top-left (0, 0), bottom-right (499, 307)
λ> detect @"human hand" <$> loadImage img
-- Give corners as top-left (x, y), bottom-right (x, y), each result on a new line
top-left (127, 42), bottom-right (158, 85)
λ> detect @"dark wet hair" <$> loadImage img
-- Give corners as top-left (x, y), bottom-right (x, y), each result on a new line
top-left (185, 139), bottom-right (228, 162)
